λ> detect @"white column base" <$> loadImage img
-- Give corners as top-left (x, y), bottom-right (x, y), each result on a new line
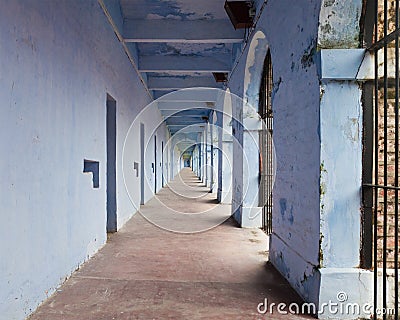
top-left (317, 268), bottom-right (373, 319)
top-left (241, 206), bottom-right (262, 228)
top-left (220, 190), bottom-right (232, 204)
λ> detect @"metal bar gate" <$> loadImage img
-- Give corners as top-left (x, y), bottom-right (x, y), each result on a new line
top-left (362, 0), bottom-right (399, 319)
top-left (259, 50), bottom-right (274, 235)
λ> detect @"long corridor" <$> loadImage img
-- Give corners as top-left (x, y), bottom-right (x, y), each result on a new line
top-left (29, 169), bottom-right (310, 320)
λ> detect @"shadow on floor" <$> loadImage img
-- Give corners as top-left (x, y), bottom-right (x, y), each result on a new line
top-left (29, 170), bottom-right (313, 320)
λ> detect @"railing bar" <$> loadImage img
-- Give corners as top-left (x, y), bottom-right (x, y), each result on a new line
top-left (394, 0), bottom-right (399, 317)
top-left (373, 0), bottom-right (379, 312)
top-left (363, 183), bottom-right (400, 190)
top-left (368, 27), bottom-right (400, 51)
top-left (362, 81), bottom-right (374, 268)
top-left (382, 2), bottom-right (388, 317)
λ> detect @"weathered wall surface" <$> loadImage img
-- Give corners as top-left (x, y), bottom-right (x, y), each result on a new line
top-left (228, 0), bottom-right (322, 301)
top-left (122, 102), bottom-right (170, 211)
top-left (0, 1), bottom-right (166, 318)
top-left (228, 1), bottom-right (369, 313)
top-left (318, 0), bottom-right (363, 49)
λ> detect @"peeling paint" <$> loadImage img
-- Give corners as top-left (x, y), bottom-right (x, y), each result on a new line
top-left (271, 77), bottom-right (281, 103)
top-left (319, 182), bottom-right (326, 196)
top-left (288, 205), bottom-right (294, 225)
top-left (138, 43), bottom-right (230, 57)
top-left (243, 31), bottom-right (268, 109)
top-left (323, 0), bottom-right (336, 7)
top-left (319, 233), bottom-right (324, 267)
top-left (319, 85), bottom-right (325, 101)
top-left (341, 117), bottom-right (359, 142)
top-left (319, 161), bottom-right (327, 198)
top-left (279, 198), bottom-right (287, 220)
top-left (319, 81), bottom-right (362, 269)
top-left (301, 40), bottom-right (317, 69)
top-left (318, 0), bottom-right (363, 49)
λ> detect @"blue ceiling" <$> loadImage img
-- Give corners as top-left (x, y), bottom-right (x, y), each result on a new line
top-left (119, 0), bottom-right (229, 20)
top-left (102, 0), bottom-right (249, 147)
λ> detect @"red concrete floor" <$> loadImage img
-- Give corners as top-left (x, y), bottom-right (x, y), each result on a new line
top-left (29, 169), bottom-right (312, 320)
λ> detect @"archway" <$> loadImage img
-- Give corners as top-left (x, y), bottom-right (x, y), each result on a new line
top-left (232, 30), bottom-right (273, 227)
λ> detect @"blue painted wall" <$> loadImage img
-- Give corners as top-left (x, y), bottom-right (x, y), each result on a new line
top-left (228, 0), bottom-right (323, 302)
top-left (227, 0), bottom-right (367, 314)
top-left (0, 1), bottom-right (168, 318)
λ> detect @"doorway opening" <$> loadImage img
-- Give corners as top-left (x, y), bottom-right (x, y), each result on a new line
top-left (140, 123), bottom-right (145, 205)
top-left (258, 50), bottom-right (274, 234)
top-left (106, 94), bottom-right (117, 233)
top-left (161, 141), bottom-right (165, 187)
top-left (154, 135), bottom-right (157, 193)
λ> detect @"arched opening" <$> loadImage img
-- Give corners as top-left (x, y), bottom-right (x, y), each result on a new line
top-left (258, 50), bottom-right (274, 234)
top-left (233, 30), bottom-right (275, 228)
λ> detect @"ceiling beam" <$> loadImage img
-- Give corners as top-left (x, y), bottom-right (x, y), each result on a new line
top-left (156, 102), bottom-right (214, 110)
top-left (168, 124), bottom-right (203, 127)
top-left (148, 76), bottom-right (222, 90)
top-left (155, 88), bottom-right (221, 103)
top-left (166, 115), bottom-right (207, 119)
top-left (166, 120), bottom-right (207, 124)
top-left (160, 109), bottom-right (210, 117)
top-left (139, 55), bottom-right (231, 73)
top-left (123, 19), bottom-right (244, 43)
top-left (166, 118), bottom-right (207, 124)
top-left (171, 127), bottom-right (205, 134)
top-left (153, 90), bottom-right (176, 100)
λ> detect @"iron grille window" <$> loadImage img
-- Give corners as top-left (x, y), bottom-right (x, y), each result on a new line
top-left (362, 0), bottom-right (399, 319)
top-left (259, 50), bottom-right (274, 234)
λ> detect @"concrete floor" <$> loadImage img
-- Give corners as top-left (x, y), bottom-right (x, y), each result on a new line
top-left (29, 169), bottom-right (312, 320)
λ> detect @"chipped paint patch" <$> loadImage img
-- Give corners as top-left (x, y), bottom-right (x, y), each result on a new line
top-left (318, 0), bottom-right (363, 49)
top-left (301, 39), bottom-right (317, 69)
top-left (288, 205), bottom-right (294, 225)
top-left (319, 233), bottom-right (324, 267)
top-left (341, 117), bottom-right (359, 142)
top-left (279, 198), bottom-right (287, 220)
top-left (243, 30), bottom-right (268, 109)
top-left (121, 0), bottom-right (228, 20)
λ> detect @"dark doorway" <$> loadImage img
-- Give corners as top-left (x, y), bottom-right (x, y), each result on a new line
top-left (106, 94), bottom-right (117, 233)
top-left (258, 50), bottom-right (274, 235)
top-left (140, 123), bottom-right (145, 205)
top-left (161, 141), bottom-right (165, 187)
top-left (154, 135), bottom-right (157, 193)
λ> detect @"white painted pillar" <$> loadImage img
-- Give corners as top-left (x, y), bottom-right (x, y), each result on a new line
top-left (170, 140), bottom-right (174, 180)
top-left (205, 123), bottom-right (212, 188)
top-left (314, 49), bottom-right (373, 319)
top-left (201, 131), bottom-right (206, 183)
top-left (218, 91), bottom-right (233, 204)
top-left (218, 132), bottom-right (233, 203)
top-left (211, 113), bottom-right (219, 194)
top-left (210, 121), bottom-right (214, 192)
top-left (241, 106), bottom-right (263, 228)
top-left (192, 145), bottom-right (198, 177)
